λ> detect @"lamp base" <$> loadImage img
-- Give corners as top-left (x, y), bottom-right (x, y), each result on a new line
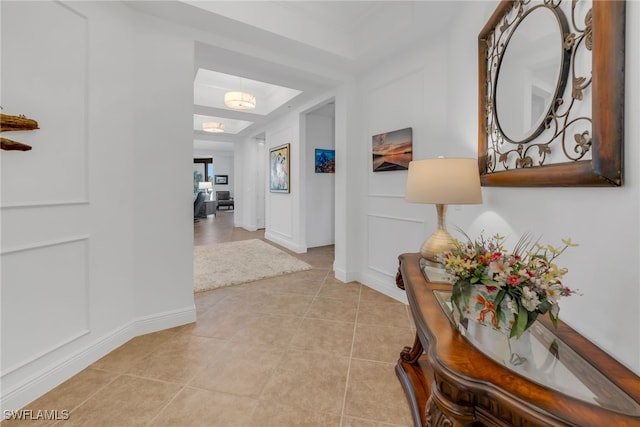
top-left (420, 228), bottom-right (455, 265)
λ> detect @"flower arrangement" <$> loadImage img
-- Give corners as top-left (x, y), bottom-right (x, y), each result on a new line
top-left (438, 233), bottom-right (579, 339)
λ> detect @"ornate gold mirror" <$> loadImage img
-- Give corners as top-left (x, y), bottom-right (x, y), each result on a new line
top-left (478, 0), bottom-right (625, 187)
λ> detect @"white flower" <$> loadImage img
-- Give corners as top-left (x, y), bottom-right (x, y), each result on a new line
top-left (506, 299), bottom-right (518, 314)
top-left (521, 286), bottom-right (540, 311)
top-left (545, 284), bottom-right (564, 305)
top-left (489, 260), bottom-right (509, 277)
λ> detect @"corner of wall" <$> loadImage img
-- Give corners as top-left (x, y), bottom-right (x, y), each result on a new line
top-left (0, 305), bottom-right (196, 412)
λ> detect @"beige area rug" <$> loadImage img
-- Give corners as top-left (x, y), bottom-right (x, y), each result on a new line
top-left (194, 239), bottom-right (312, 292)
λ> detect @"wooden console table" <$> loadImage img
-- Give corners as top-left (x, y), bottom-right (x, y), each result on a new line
top-left (395, 253), bottom-right (640, 426)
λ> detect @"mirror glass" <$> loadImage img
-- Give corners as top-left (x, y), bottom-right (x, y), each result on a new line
top-left (495, 6), bottom-right (564, 143)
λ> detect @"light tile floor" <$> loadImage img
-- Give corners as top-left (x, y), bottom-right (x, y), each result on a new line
top-left (3, 212), bottom-right (415, 426)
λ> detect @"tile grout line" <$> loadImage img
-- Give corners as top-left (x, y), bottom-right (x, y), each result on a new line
top-left (338, 283), bottom-right (362, 427)
top-left (247, 264), bottom-right (331, 422)
top-left (49, 372), bottom-right (123, 427)
top-left (145, 384), bottom-right (188, 426)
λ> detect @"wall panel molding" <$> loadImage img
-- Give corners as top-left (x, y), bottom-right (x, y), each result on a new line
top-left (366, 213), bottom-right (423, 224)
top-left (0, 1), bottom-right (89, 206)
top-left (1, 238), bottom-right (90, 375)
top-left (367, 193), bottom-right (405, 199)
top-left (1, 330), bottom-right (90, 377)
top-left (368, 67), bottom-right (424, 93)
top-left (366, 214), bottom-right (424, 279)
top-left (1, 235), bottom-right (89, 256)
top-left (1, 200), bottom-right (90, 210)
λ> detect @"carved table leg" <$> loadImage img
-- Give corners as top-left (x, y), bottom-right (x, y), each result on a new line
top-left (427, 384), bottom-right (477, 427)
top-left (396, 260), bottom-right (405, 290)
top-left (401, 332), bottom-right (424, 364)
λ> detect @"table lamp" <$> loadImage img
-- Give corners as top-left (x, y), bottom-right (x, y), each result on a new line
top-left (405, 157), bottom-right (483, 266)
top-left (198, 181), bottom-right (213, 200)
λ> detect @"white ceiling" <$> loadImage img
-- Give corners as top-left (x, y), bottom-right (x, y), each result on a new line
top-left (126, 1), bottom-right (460, 152)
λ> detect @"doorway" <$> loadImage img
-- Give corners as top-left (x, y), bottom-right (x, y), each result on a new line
top-left (304, 101), bottom-right (335, 248)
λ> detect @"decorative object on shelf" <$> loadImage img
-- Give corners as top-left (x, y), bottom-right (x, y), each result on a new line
top-left (395, 252), bottom-right (640, 427)
top-left (224, 91), bottom-right (256, 110)
top-left (314, 148), bottom-right (335, 173)
top-left (405, 157), bottom-right (482, 266)
top-left (439, 233), bottom-right (579, 340)
top-left (456, 284), bottom-right (531, 365)
top-left (202, 121), bottom-right (224, 133)
top-left (478, 0), bottom-right (625, 187)
top-left (269, 143), bottom-right (290, 193)
top-left (372, 127), bottom-right (412, 172)
top-left (214, 174), bottom-right (228, 185)
top-left (1, 111), bottom-right (39, 151)
top-left (198, 181), bottom-right (213, 200)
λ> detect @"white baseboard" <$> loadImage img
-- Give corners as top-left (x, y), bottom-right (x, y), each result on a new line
top-left (264, 231), bottom-right (307, 253)
top-left (333, 264), bottom-right (358, 283)
top-left (358, 271), bottom-right (409, 305)
top-left (332, 265), bottom-right (408, 304)
top-left (307, 239), bottom-right (335, 249)
top-left (1, 305), bottom-right (196, 413)
top-left (134, 305), bottom-right (196, 336)
top-left (236, 220), bottom-right (258, 232)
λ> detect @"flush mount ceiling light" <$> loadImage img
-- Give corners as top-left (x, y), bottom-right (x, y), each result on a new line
top-left (202, 122), bottom-right (225, 133)
top-left (224, 91), bottom-right (256, 110)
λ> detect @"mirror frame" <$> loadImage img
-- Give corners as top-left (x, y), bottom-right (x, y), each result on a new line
top-left (478, 0), bottom-right (625, 187)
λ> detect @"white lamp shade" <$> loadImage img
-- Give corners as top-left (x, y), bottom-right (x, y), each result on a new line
top-left (224, 91), bottom-right (256, 110)
top-left (202, 122), bottom-right (225, 133)
top-left (405, 158), bottom-right (482, 205)
top-left (198, 181), bottom-right (213, 191)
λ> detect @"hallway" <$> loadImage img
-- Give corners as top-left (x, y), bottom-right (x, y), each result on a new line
top-left (4, 213), bottom-right (414, 426)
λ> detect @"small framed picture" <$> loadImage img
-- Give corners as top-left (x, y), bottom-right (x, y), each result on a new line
top-left (372, 127), bottom-right (413, 172)
top-left (315, 148), bottom-right (335, 173)
top-left (270, 144), bottom-right (290, 193)
top-left (214, 175), bottom-right (228, 185)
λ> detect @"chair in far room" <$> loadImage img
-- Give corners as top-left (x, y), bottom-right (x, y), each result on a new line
top-left (216, 191), bottom-right (234, 210)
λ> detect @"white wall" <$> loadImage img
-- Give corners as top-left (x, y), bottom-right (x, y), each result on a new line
top-left (1, 1), bottom-right (195, 411)
top-left (131, 10), bottom-right (195, 324)
top-left (354, 42), bottom-right (456, 303)
top-left (348, 0), bottom-right (640, 374)
top-left (234, 137), bottom-right (263, 231)
top-left (259, 94), bottom-right (337, 253)
top-left (333, 81), bottom-right (366, 282)
top-left (305, 112), bottom-right (335, 248)
top-left (263, 119), bottom-right (301, 251)
top-left (447, 0), bottom-right (639, 374)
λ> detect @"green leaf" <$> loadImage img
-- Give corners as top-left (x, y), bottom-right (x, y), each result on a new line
top-left (537, 300), bottom-right (551, 314)
top-left (549, 312), bottom-right (559, 329)
top-left (451, 281), bottom-right (466, 320)
top-left (494, 289), bottom-right (506, 322)
top-left (460, 281), bottom-right (471, 306)
top-left (510, 306), bottom-right (529, 339)
top-left (526, 311), bottom-right (538, 330)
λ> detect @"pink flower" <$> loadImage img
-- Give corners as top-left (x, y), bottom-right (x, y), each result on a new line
top-left (507, 275), bottom-right (520, 286)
